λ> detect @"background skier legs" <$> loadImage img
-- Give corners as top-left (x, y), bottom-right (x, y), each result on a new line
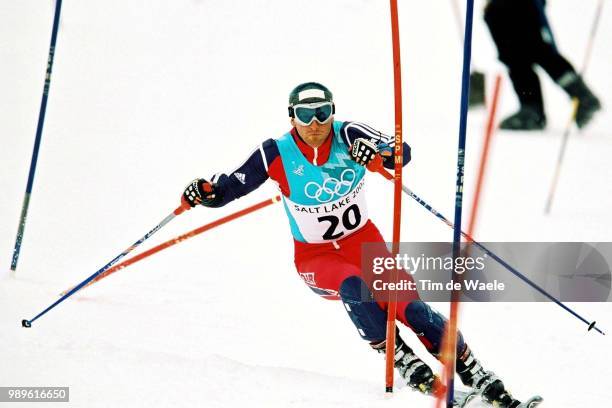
top-left (484, 0), bottom-right (601, 130)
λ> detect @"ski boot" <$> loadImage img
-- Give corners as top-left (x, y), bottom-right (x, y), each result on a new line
top-left (371, 333), bottom-right (440, 395)
top-left (456, 345), bottom-right (519, 407)
top-left (558, 72), bottom-right (601, 129)
top-left (499, 106), bottom-right (546, 131)
top-left (371, 335), bottom-right (479, 407)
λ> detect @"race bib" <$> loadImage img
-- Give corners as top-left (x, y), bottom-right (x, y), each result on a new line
top-left (284, 171), bottom-right (368, 243)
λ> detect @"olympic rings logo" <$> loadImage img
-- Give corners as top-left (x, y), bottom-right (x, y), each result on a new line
top-left (304, 169), bottom-right (356, 203)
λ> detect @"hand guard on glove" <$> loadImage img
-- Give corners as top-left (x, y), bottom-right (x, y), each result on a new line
top-left (182, 178), bottom-right (216, 208)
top-left (349, 138), bottom-right (392, 166)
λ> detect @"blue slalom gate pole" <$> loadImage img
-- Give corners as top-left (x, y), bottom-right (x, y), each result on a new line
top-left (452, 0), bottom-right (474, 248)
top-left (11, 0), bottom-right (64, 272)
top-left (21, 204), bottom-right (189, 328)
top-left (446, 1), bottom-right (475, 406)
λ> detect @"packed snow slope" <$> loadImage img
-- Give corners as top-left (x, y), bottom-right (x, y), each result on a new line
top-left (1, 0), bottom-right (611, 407)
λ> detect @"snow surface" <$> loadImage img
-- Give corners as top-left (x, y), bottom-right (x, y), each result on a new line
top-left (1, 0), bottom-right (611, 407)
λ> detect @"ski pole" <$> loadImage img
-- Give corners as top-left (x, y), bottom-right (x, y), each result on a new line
top-left (544, 0), bottom-right (604, 214)
top-left (367, 160), bottom-right (606, 336)
top-left (544, 98), bottom-right (580, 214)
top-left (11, 0), bottom-right (64, 272)
top-left (59, 196), bottom-right (281, 295)
top-left (579, 0), bottom-right (604, 75)
top-left (22, 203), bottom-right (190, 328)
top-left (450, 0), bottom-right (464, 45)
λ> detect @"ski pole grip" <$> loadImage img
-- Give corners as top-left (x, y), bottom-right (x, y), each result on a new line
top-left (174, 202), bottom-right (191, 216)
top-left (366, 156), bottom-right (394, 181)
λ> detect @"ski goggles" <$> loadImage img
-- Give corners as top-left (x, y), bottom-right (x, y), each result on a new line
top-left (291, 102), bottom-right (334, 126)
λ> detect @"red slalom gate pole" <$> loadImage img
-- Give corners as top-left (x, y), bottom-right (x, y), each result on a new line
top-left (467, 74), bottom-right (502, 237)
top-left (60, 196), bottom-right (280, 296)
top-left (386, 0), bottom-right (404, 394)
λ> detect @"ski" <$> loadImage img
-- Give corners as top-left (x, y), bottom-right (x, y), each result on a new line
top-left (460, 394), bottom-right (543, 407)
top-left (404, 387), bottom-right (476, 407)
top-left (453, 389), bottom-right (479, 408)
top-left (515, 395), bottom-right (544, 408)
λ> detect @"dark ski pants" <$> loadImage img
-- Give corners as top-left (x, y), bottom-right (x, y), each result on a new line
top-left (484, 0), bottom-right (576, 112)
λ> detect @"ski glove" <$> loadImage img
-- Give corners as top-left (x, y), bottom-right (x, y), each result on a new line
top-left (349, 138), bottom-right (392, 166)
top-left (182, 178), bottom-right (217, 208)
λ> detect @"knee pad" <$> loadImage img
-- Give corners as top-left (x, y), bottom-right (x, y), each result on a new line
top-left (405, 300), bottom-right (465, 356)
top-left (339, 276), bottom-right (386, 342)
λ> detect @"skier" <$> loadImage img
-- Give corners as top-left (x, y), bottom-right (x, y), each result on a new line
top-left (181, 82), bottom-right (524, 407)
top-left (484, 0), bottom-right (601, 130)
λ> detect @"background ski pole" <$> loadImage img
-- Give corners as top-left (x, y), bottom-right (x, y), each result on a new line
top-left (11, 0), bottom-right (64, 272)
top-left (368, 159), bottom-right (606, 336)
top-left (22, 203), bottom-right (189, 328)
top-left (450, 0), bottom-right (464, 44)
top-left (60, 196), bottom-right (281, 295)
top-left (544, 0), bottom-right (604, 214)
top-left (544, 99), bottom-right (580, 214)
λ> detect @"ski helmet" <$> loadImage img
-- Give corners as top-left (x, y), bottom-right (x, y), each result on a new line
top-left (288, 82), bottom-right (335, 117)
